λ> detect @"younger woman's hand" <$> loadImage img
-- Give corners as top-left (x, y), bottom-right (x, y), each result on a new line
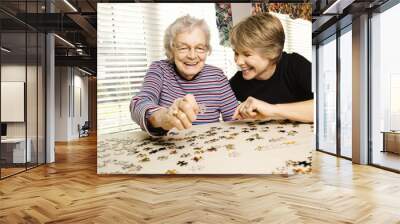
top-left (232, 97), bottom-right (278, 120)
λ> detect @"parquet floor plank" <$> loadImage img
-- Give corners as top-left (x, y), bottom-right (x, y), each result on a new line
top-left (1, 135), bottom-right (399, 223)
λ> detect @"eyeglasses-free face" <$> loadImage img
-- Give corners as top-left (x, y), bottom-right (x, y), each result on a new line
top-left (233, 48), bottom-right (276, 81)
top-left (173, 27), bottom-right (209, 80)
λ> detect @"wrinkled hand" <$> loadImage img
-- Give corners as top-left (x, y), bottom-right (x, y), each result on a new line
top-left (153, 94), bottom-right (200, 131)
top-left (232, 97), bottom-right (277, 121)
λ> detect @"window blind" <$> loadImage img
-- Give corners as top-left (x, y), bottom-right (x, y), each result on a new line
top-left (272, 12), bottom-right (312, 62)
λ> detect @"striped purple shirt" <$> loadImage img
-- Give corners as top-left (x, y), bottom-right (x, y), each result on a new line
top-left (130, 60), bottom-right (238, 136)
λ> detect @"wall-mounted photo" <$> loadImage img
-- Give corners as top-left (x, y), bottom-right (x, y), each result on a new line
top-left (97, 3), bottom-right (313, 175)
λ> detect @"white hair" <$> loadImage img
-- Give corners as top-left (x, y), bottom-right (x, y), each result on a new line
top-left (164, 15), bottom-right (212, 62)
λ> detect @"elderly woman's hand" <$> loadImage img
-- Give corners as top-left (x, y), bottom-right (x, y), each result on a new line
top-left (149, 94), bottom-right (200, 131)
top-left (232, 96), bottom-right (279, 121)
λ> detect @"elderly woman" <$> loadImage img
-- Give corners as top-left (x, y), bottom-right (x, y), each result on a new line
top-left (130, 15), bottom-right (238, 136)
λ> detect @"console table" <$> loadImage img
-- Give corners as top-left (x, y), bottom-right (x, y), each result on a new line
top-left (1, 138), bottom-right (32, 163)
top-left (382, 131), bottom-right (400, 154)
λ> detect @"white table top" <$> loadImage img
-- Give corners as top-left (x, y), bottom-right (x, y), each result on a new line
top-left (98, 120), bottom-right (314, 175)
top-left (1, 137), bottom-right (27, 143)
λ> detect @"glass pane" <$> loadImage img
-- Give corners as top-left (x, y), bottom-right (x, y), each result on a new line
top-left (1, 31), bottom-right (27, 177)
top-left (38, 32), bottom-right (45, 165)
top-left (371, 4), bottom-right (400, 171)
top-left (317, 36), bottom-right (337, 154)
top-left (27, 31), bottom-right (38, 169)
top-left (339, 29), bottom-right (352, 158)
top-left (25, 0), bottom-right (38, 169)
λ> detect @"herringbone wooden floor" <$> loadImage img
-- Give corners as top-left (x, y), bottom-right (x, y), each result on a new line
top-left (1, 135), bottom-right (400, 224)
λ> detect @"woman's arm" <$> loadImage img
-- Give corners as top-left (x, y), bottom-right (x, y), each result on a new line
top-left (130, 62), bottom-right (165, 135)
top-left (149, 94), bottom-right (199, 131)
top-left (233, 97), bottom-right (314, 123)
top-left (273, 99), bottom-right (314, 123)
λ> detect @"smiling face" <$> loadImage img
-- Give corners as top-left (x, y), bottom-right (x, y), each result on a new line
top-left (234, 48), bottom-right (277, 81)
top-left (173, 27), bottom-right (208, 80)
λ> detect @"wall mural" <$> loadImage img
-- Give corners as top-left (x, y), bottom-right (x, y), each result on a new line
top-left (215, 3), bottom-right (312, 47)
top-left (215, 3), bottom-right (232, 47)
top-left (252, 3), bottom-right (312, 21)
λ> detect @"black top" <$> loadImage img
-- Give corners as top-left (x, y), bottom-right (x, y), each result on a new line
top-left (229, 52), bottom-right (313, 104)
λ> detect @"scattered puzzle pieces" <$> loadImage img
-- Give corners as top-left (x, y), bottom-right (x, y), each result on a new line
top-left (98, 119), bottom-right (313, 174)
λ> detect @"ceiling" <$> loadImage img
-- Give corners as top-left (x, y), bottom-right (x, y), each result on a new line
top-left (0, 0), bottom-right (103, 74)
top-left (312, 0), bottom-right (390, 44)
top-left (1, 0), bottom-right (395, 74)
top-left (1, 0), bottom-right (161, 75)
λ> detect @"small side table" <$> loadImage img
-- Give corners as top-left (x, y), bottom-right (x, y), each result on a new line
top-left (381, 131), bottom-right (400, 154)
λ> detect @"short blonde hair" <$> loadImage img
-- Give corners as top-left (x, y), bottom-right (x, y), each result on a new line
top-left (164, 15), bottom-right (212, 62)
top-left (230, 13), bottom-right (285, 64)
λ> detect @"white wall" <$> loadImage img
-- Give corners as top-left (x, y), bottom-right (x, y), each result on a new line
top-left (1, 82), bottom-right (25, 122)
top-left (55, 66), bottom-right (69, 141)
top-left (72, 73), bottom-right (89, 138)
top-left (231, 3), bottom-right (252, 26)
top-left (1, 64), bottom-right (26, 81)
top-left (55, 66), bottom-right (89, 141)
top-left (1, 65), bottom-right (28, 138)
